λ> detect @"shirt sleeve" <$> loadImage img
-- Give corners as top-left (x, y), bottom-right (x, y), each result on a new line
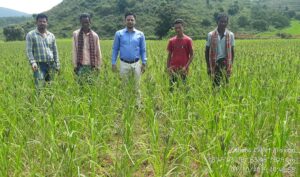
top-left (231, 32), bottom-right (235, 47)
top-left (140, 32), bottom-right (147, 64)
top-left (72, 32), bottom-right (77, 68)
top-left (26, 33), bottom-right (36, 65)
top-left (188, 38), bottom-right (193, 52)
top-left (111, 31), bottom-right (120, 65)
top-left (167, 39), bottom-right (172, 53)
top-left (95, 34), bottom-right (102, 69)
top-left (205, 33), bottom-right (211, 47)
top-left (52, 35), bottom-right (60, 69)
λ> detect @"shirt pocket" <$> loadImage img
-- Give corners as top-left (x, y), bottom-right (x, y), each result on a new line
top-left (46, 38), bottom-right (53, 48)
top-left (132, 34), bottom-right (142, 47)
top-left (120, 35), bottom-right (129, 45)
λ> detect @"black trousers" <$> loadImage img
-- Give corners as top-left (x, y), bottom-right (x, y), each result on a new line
top-left (213, 58), bottom-right (229, 87)
top-left (169, 73), bottom-right (187, 92)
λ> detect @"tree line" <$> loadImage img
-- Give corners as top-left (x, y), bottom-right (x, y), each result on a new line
top-left (2, 0), bottom-right (300, 41)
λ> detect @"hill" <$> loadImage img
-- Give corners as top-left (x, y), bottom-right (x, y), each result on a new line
top-left (0, 16), bottom-right (32, 28)
top-left (2, 0), bottom-right (300, 40)
top-left (0, 7), bottom-right (30, 17)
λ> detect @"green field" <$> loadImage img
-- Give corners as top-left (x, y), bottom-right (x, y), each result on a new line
top-left (258, 20), bottom-right (300, 37)
top-left (0, 39), bottom-right (299, 176)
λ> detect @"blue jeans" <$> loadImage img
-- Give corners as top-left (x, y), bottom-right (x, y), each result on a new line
top-left (33, 62), bottom-right (55, 89)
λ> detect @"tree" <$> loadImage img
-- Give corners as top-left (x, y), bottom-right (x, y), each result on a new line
top-left (3, 25), bottom-right (25, 41)
top-left (295, 14), bottom-right (300, 21)
top-left (285, 10), bottom-right (296, 18)
top-left (155, 3), bottom-right (176, 39)
top-left (218, 7), bottom-right (225, 12)
top-left (228, 1), bottom-right (239, 15)
top-left (270, 15), bottom-right (290, 28)
top-left (201, 19), bottom-right (211, 27)
top-left (251, 5), bottom-right (267, 21)
top-left (251, 20), bottom-right (268, 31)
top-left (206, 0), bottom-right (210, 6)
top-left (117, 0), bottom-right (128, 13)
top-left (238, 15), bottom-right (249, 27)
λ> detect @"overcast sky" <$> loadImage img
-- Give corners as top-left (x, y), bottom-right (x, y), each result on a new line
top-left (0, 0), bottom-right (63, 14)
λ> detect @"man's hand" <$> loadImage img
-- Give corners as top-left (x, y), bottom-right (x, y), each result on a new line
top-left (54, 64), bottom-right (60, 75)
top-left (55, 68), bottom-right (61, 75)
top-left (167, 67), bottom-right (173, 75)
top-left (93, 67), bottom-right (100, 71)
top-left (112, 64), bottom-right (117, 72)
top-left (182, 66), bottom-right (188, 75)
top-left (32, 63), bottom-right (38, 72)
top-left (141, 63), bottom-right (146, 74)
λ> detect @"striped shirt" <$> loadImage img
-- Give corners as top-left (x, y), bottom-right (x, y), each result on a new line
top-left (26, 29), bottom-right (60, 69)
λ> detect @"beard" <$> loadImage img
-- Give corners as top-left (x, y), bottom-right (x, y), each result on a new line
top-left (127, 24), bottom-right (134, 29)
top-left (38, 25), bottom-right (46, 31)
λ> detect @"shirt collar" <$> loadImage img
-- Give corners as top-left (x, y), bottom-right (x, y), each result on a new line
top-left (80, 28), bottom-right (92, 35)
top-left (175, 34), bottom-right (186, 39)
top-left (35, 28), bottom-right (49, 36)
top-left (125, 27), bottom-right (136, 32)
top-left (215, 28), bottom-right (227, 35)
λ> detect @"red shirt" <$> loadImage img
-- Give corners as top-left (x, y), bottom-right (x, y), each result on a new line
top-left (167, 35), bottom-right (193, 70)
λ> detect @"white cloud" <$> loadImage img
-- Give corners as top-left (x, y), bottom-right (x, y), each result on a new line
top-left (0, 0), bottom-right (63, 14)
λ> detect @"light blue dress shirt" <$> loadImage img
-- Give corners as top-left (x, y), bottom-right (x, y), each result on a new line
top-left (111, 28), bottom-right (147, 65)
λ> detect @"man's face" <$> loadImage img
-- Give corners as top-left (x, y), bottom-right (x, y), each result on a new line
top-left (217, 17), bottom-right (228, 30)
top-left (174, 23), bottom-right (183, 35)
top-left (125, 15), bottom-right (136, 29)
top-left (81, 17), bottom-right (91, 29)
top-left (36, 18), bottom-right (48, 31)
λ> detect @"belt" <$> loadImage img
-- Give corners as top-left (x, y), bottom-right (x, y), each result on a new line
top-left (120, 58), bottom-right (139, 64)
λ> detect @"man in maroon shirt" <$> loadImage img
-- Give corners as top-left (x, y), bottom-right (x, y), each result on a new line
top-left (167, 19), bottom-right (194, 91)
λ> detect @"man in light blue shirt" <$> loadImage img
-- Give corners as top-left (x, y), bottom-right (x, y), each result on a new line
top-left (111, 12), bottom-right (147, 75)
top-left (111, 12), bottom-right (147, 107)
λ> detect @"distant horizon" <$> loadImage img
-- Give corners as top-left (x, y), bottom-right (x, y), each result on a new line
top-left (0, 7), bottom-right (30, 15)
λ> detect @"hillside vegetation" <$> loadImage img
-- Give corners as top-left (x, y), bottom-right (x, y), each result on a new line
top-left (1, 0), bottom-right (300, 39)
top-left (0, 7), bottom-right (29, 17)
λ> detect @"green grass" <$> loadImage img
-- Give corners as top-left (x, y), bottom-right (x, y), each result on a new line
top-left (0, 39), bottom-right (299, 176)
top-left (0, 28), bottom-right (4, 41)
top-left (258, 20), bottom-right (300, 37)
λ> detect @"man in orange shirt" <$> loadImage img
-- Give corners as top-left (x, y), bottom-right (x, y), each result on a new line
top-left (72, 13), bottom-right (102, 84)
top-left (167, 19), bottom-right (194, 92)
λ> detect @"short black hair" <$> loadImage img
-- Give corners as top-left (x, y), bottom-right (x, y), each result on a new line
top-left (80, 13), bottom-right (91, 21)
top-left (216, 13), bottom-right (228, 23)
top-left (174, 19), bottom-right (184, 25)
top-left (36, 13), bottom-right (48, 21)
top-left (125, 12), bottom-right (136, 19)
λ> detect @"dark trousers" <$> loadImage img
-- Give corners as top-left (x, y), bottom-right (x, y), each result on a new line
top-left (75, 65), bottom-right (98, 85)
top-left (169, 73), bottom-right (187, 92)
top-left (213, 58), bottom-right (229, 87)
